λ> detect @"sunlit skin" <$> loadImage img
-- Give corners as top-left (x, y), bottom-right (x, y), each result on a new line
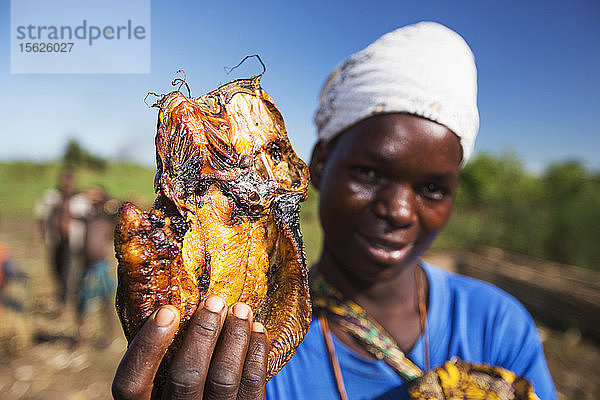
top-left (309, 113), bottom-right (463, 355)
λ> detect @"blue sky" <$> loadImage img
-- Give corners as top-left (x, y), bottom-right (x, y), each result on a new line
top-left (1, 0), bottom-right (599, 173)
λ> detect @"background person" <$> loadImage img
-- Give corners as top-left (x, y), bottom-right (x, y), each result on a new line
top-left (35, 170), bottom-right (88, 315)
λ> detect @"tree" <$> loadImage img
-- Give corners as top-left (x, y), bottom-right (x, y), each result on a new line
top-left (62, 138), bottom-right (107, 171)
top-left (542, 160), bottom-right (600, 268)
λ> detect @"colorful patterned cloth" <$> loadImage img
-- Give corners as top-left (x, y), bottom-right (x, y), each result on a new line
top-left (409, 359), bottom-right (540, 400)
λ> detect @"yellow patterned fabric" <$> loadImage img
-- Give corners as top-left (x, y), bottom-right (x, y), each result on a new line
top-left (408, 359), bottom-right (540, 400)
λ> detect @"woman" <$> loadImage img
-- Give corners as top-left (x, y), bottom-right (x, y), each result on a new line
top-left (112, 22), bottom-right (556, 400)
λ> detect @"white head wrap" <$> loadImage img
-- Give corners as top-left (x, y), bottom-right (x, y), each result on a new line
top-left (315, 21), bottom-right (479, 164)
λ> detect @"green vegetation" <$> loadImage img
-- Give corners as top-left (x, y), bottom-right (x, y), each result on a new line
top-left (299, 185), bottom-right (323, 265)
top-left (435, 152), bottom-right (600, 270)
top-left (1, 140), bottom-right (598, 269)
top-left (62, 138), bottom-right (107, 171)
top-left (0, 161), bottom-right (156, 219)
top-left (0, 138), bottom-right (157, 219)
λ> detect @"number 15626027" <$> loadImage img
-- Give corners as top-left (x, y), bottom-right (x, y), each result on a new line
top-left (19, 42), bottom-right (74, 52)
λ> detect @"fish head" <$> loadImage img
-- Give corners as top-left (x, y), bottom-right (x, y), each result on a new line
top-left (153, 76), bottom-right (309, 217)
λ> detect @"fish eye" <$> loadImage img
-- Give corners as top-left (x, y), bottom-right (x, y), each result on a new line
top-left (267, 142), bottom-right (282, 164)
top-left (249, 191), bottom-right (260, 203)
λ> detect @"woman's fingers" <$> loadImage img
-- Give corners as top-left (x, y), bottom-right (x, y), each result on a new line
top-left (112, 297), bottom-right (269, 400)
top-left (237, 322), bottom-right (269, 400)
top-left (203, 303), bottom-right (254, 400)
top-left (112, 305), bottom-right (181, 400)
top-left (162, 295), bottom-right (227, 399)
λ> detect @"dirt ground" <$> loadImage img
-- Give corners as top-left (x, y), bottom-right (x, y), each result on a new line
top-left (0, 222), bottom-right (598, 399)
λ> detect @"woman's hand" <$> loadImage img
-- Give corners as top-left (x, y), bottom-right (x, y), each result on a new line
top-left (112, 295), bottom-right (269, 400)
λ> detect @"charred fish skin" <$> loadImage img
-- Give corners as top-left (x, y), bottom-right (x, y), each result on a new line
top-left (114, 75), bottom-right (311, 382)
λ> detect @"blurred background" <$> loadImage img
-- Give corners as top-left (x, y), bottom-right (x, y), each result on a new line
top-left (0, 0), bottom-right (598, 399)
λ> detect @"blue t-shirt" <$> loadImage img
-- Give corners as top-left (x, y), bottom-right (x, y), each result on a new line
top-left (265, 262), bottom-right (557, 400)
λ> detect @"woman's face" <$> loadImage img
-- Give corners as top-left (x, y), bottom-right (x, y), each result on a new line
top-left (311, 113), bottom-right (462, 282)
